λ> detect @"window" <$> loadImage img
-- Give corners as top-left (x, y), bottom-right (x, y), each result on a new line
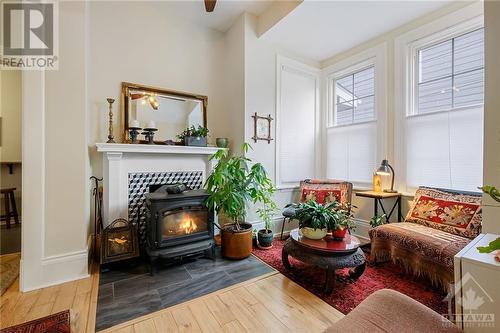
top-left (416, 28), bottom-right (484, 114)
top-left (276, 57), bottom-right (319, 188)
top-left (399, 19), bottom-right (484, 192)
top-left (325, 44), bottom-right (386, 186)
top-left (335, 66), bottom-right (375, 125)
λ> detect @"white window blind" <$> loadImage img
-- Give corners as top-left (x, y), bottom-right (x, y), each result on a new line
top-left (327, 65), bottom-right (377, 184)
top-left (406, 28), bottom-right (484, 191)
top-left (278, 64), bottom-right (317, 187)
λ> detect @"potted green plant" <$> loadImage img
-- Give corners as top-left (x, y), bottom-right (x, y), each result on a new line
top-left (478, 185), bottom-right (500, 262)
top-left (369, 214), bottom-right (387, 228)
top-left (331, 208), bottom-right (356, 240)
top-left (257, 200), bottom-right (277, 249)
top-left (293, 201), bottom-right (339, 239)
top-left (205, 143), bottom-right (276, 259)
top-left (177, 125), bottom-right (209, 146)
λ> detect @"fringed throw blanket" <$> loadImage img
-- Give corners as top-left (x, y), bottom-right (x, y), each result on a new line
top-left (370, 222), bottom-right (470, 290)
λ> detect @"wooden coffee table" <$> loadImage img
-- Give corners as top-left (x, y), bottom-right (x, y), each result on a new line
top-left (282, 228), bottom-right (366, 293)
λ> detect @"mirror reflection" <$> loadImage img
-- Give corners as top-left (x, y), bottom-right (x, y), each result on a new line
top-left (122, 83), bottom-right (207, 143)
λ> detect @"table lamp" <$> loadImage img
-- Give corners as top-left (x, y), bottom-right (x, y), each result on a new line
top-left (376, 159), bottom-right (397, 193)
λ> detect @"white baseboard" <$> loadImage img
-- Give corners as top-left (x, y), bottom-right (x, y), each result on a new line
top-left (21, 249), bottom-right (89, 292)
top-left (352, 218), bottom-right (371, 241)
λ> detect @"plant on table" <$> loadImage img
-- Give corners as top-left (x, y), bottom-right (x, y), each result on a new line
top-left (331, 203), bottom-right (356, 240)
top-left (205, 143), bottom-right (276, 259)
top-left (478, 185), bottom-right (500, 262)
top-left (293, 200), bottom-right (339, 240)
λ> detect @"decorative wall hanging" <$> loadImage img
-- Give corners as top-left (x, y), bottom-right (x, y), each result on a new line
top-left (101, 218), bottom-right (139, 264)
top-left (251, 112), bottom-right (273, 144)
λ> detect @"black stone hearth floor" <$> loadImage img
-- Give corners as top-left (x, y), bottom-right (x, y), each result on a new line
top-left (95, 248), bottom-right (275, 331)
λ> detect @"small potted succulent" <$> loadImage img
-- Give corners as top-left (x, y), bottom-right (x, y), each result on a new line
top-left (293, 201), bottom-right (339, 240)
top-left (177, 125), bottom-right (209, 146)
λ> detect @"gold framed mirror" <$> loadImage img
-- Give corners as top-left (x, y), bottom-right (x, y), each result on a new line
top-left (121, 82), bottom-right (208, 143)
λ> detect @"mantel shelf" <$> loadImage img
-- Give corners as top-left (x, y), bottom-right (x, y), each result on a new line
top-left (96, 143), bottom-right (223, 155)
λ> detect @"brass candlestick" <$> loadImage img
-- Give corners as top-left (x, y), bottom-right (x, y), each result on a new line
top-left (106, 98), bottom-right (115, 143)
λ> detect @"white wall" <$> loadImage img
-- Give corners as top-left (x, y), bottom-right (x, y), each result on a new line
top-left (241, 13), bottom-right (319, 231)
top-left (21, 1), bottom-right (89, 291)
top-left (482, 0), bottom-right (500, 234)
top-left (87, 2), bottom-right (229, 230)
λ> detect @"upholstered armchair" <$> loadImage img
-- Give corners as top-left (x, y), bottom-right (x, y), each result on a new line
top-left (280, 179), bottom-right (353, 239)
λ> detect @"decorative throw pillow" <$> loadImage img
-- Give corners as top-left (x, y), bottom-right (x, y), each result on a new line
top-left (405, 187), bottom-right (482, 239)
top-left (298, 179), bottom-right (352, 206)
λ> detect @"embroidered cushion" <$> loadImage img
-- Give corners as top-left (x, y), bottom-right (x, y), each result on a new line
top-left (405, 187), bottom-right (482, 239)
top-left (298, 179), bottom-right (352, 206)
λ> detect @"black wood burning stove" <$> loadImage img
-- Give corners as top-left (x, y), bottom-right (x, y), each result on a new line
top-left (144, 188), bottom-right (215, 274)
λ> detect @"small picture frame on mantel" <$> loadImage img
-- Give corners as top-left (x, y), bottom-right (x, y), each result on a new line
top-left (251, 112), bottom-right (273, 144)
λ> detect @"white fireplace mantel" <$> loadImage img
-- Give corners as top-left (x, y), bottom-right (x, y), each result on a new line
top-left (96, 143), bottom-right (221, 156)
top-left (96, 143), bottom-right (223, 227)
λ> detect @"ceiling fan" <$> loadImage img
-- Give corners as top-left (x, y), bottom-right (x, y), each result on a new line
top-left (204, 0), bottom-right (217, 12)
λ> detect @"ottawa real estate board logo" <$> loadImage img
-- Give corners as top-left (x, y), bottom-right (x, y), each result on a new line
top-left (1, 1), bottom-right (58, 70)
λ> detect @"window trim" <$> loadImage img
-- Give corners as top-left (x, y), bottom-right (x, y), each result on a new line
top-left (322, 43), bottom-right (387, 188)
top-left (407, 17), bottom-right (484, 117)
top-left (331, 64), bottom-right (377, 127)
top-left (394, 3), bottom-right (484, 194)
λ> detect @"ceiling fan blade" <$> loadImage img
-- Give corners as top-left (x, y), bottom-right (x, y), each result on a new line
top-left (204, 0), bottom-right (216, 12)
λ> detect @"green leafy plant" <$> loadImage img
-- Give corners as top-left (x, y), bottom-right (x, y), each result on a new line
top-left (205, 143), bottom-right (276, 231)
top-left (479, 185), bottom-right (500, 203)
top-left (369, 214), bottom-right (387, 228)
top-left (293, 200), bottom-right (343, 230)
top-left (177, 125), bottom-right (209, 142)
top-left (478, 185), bottom-right (500, 255)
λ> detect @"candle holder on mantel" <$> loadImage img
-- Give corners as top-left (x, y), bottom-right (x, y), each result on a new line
top-left (142, 128), bottom-right (158, 144)
top-left (128, 127), bottom-right (142, 144)
top-left (106, 98), bottom-right (116, 143)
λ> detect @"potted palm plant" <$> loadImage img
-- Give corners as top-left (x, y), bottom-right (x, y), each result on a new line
top-left (205, 143), bottom-right (276, 259)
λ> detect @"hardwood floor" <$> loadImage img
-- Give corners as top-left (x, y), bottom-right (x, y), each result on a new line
top-left (0, 259), bottom-right (99, 333)
top-left (0, 257), bottom-right (344, 332)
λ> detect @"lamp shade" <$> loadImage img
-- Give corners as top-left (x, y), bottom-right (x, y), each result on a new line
top-left (376, 160), bottom-right (391, 176)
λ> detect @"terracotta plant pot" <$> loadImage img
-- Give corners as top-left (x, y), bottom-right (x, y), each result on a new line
top-left (221, 222), bottom-right (253, 259)
top-left (301, 227), bottom-right (328, 240)
top-left (332, 228), bottom-right (348, 240)
top-left (257, 229), bottom-right (274, 249)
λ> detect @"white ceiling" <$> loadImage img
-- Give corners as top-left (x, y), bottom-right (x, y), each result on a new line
top-left (262, 0), bottom-right (453, 61)
top-left (165, 0), bottom-right (273, 32)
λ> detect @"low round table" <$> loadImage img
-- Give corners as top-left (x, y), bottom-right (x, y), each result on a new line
top-left (282, 228), bottom-right (366, 293)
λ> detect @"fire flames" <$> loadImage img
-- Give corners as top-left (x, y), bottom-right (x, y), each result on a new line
top-left (179, 213), bottom-right (198, 234)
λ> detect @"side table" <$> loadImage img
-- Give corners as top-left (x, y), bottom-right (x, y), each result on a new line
top-left (356, 191), bottom-right (403, 222)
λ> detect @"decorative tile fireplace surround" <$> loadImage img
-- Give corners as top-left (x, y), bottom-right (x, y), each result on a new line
top-left (96, 143), bottom-right (221, 233)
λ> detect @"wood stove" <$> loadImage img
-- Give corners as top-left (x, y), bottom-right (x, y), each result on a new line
top-left (144, 188), bottom-right (215, 274)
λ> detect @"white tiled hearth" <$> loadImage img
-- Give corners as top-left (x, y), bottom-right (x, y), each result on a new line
top-left (96, 143), bottom-right (221, 227)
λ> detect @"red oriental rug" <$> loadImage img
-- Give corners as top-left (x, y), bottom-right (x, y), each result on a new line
top-left (253, 239), bottom-right (450, 316)
top-left (0, 310), bottom-right (71, 333)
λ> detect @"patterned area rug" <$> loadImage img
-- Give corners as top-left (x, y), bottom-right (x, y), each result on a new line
top-left (253, 239), bottom-right (449, 315)
top-left (0, 310), bottom-right (71, 333)
top-left (0, 253), bottom-right (20, 295)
